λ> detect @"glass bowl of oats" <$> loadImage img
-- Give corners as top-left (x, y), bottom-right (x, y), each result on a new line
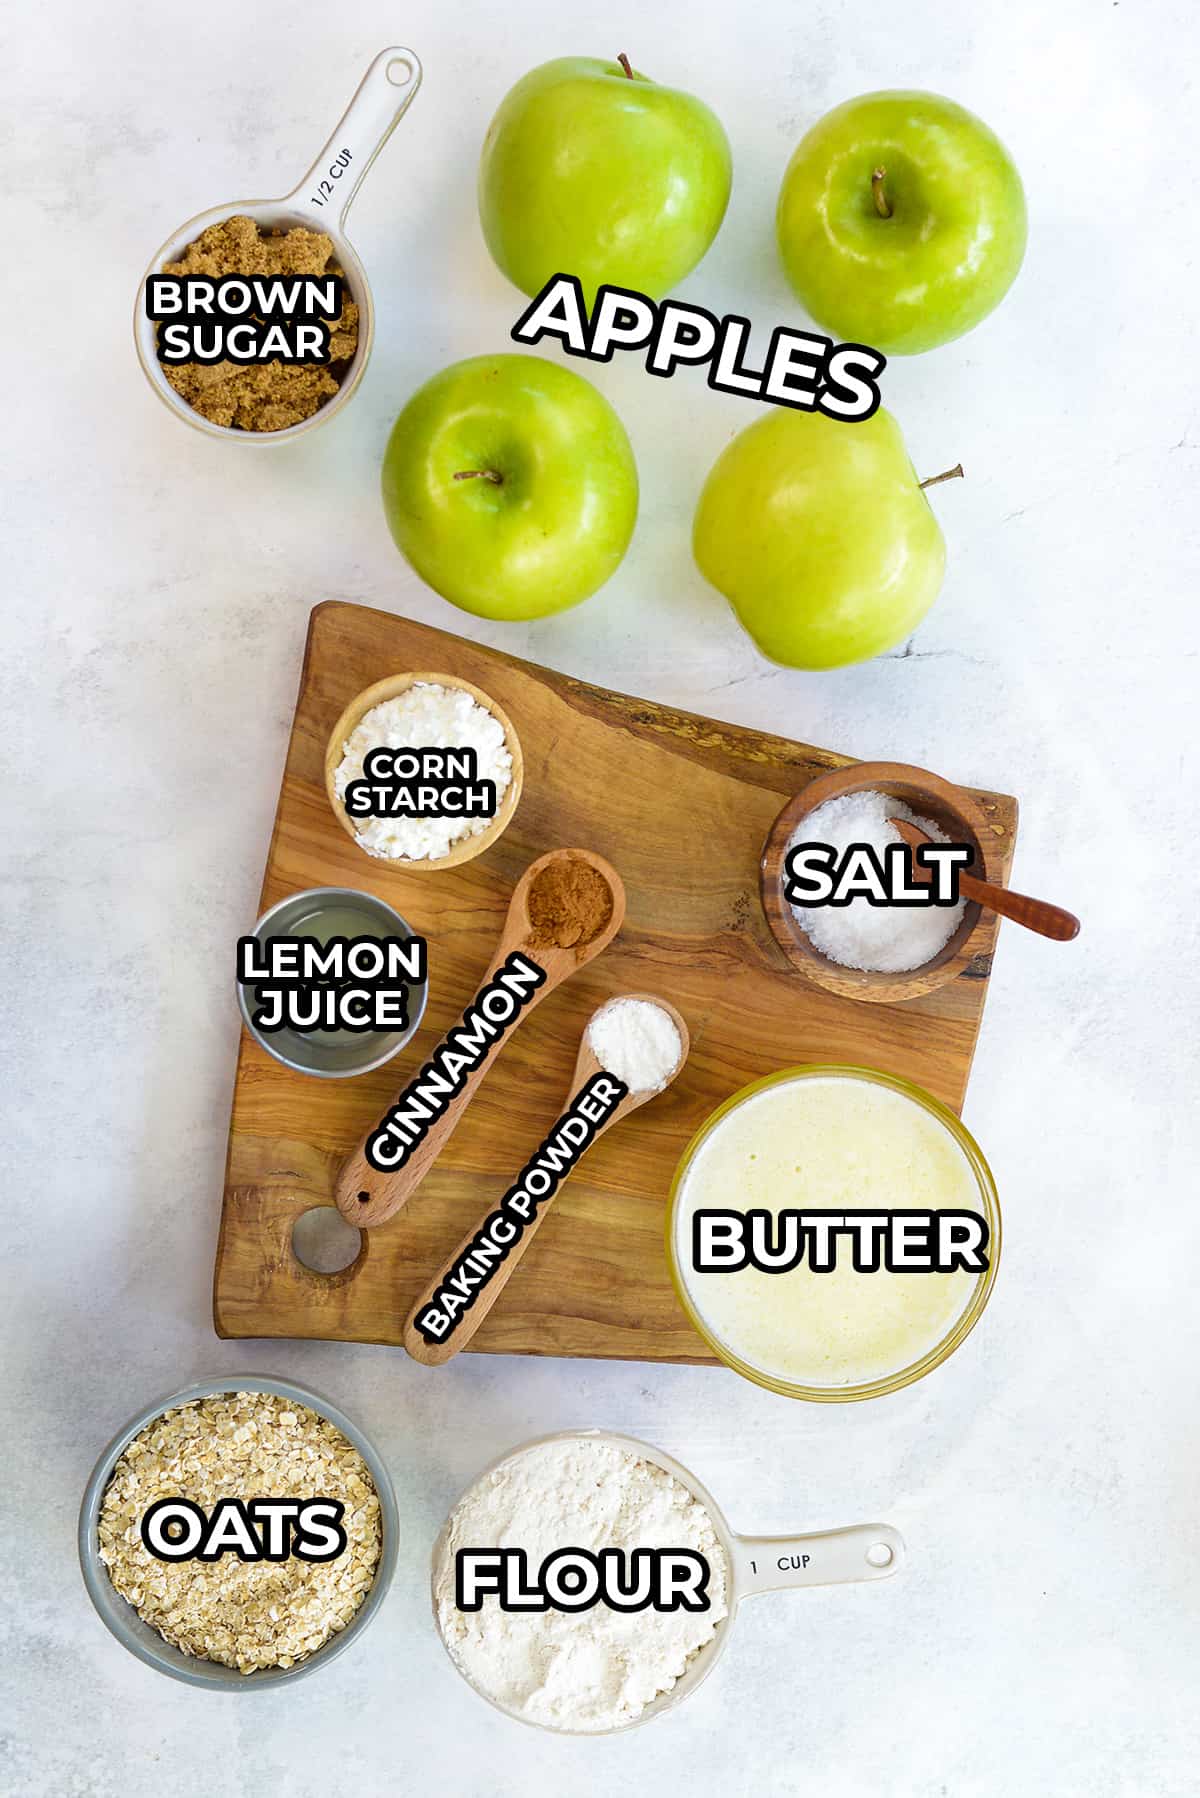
top-left (78, 1376), bottom-right (397, 1688)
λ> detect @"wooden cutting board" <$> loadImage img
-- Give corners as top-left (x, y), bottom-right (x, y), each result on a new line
top-left (214, 600), bottom-right (1017, 1361)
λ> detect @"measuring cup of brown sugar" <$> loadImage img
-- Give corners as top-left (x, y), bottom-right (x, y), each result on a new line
top-left (134, 48), bottom-right (421, 442)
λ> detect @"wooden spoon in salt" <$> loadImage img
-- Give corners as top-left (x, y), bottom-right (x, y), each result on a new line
top-left (402, 995), bottom-right (689, 1366)
top-left (890, 818), bottom-right (1080, 942)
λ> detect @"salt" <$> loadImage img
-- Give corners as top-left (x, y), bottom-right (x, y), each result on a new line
top-left (587, 998), bottom-right (682, 1094)
top-left (786, 789), bottom-right (966, 973)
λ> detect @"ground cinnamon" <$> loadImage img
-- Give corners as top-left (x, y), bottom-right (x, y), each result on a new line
top-left (526, 859), bottom-right (613, 951)
top-left (161, 215), bottom-right (358, 431)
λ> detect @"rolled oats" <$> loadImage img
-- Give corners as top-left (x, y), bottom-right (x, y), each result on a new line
top-left (97, 1391), bottom-right (382, 1674)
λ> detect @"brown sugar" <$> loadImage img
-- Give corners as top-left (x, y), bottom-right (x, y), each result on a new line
top-left (526, 859), bottom-right (614, 952)
top-left (160, 216), bottom-right (358, 432)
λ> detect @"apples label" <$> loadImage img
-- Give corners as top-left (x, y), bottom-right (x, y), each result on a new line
top-left (512, 273), bottom-right (886, 421)
top-left (146, 273), bottom-right (344, 366)
top-left (141, 1497), bottom-right (347, 1563)
top-left (411, 1071), bottom-right (628, 1344)
top-left (237, 932), bottom-right (427, 1035)
top-left (342, 746), bottom-right (497, 822)
top-left (784, 840), bottom-right (973, 907)
top-left (365, 952), bottom-right (547, 1171)
top-left (690, 1209), bottom-right (990, 1275)
top-left (456, 1547), bottom-right (713, 1615)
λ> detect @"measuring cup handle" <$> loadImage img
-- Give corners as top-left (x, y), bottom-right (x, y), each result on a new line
top-left (733, 1523), bottom-right (905, 1596)
top-left (285, 47), bottom-right (422, 229)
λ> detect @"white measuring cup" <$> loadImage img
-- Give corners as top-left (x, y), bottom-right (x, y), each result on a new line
top-left (430, 1429), bottom-right (904, 1734)
top-left (134, 47), bottom-right (422, 442)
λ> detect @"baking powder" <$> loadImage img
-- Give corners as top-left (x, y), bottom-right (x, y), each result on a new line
top-left (434, 1438), bottom-right (728, 1732)
top-left (586, 998), bottom-right (682, 1093)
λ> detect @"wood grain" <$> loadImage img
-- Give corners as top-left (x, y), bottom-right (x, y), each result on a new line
top-left (331, 849), bottom-right (625, 1228)
top-left (402, 995), bottom-right (690, 1365)
top-left (214, 601), bottom-right (1018, 1360)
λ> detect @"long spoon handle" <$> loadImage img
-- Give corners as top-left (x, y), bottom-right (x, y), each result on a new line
top-left (890, 818), bottom-right (1080, 943)
top-left (402, 1060), bottom-right (627, 1366)
top-left (284, 48), bottom-right (422, 228)
top-left (957, 870), bottom-right (1080, 941)
top-left (333, 942), bottom-right (555, 1230)
top-left (334, 848), bottom-right (626, 1231)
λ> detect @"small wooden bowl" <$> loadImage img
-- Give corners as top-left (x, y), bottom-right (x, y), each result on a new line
top-left (325, 672), bottom-right (524, 872)
top-left (760, 761), bottom-right (992, 1004)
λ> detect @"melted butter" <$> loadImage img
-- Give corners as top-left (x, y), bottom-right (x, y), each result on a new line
top-left (675, 1075), bottom-right (983, 1389)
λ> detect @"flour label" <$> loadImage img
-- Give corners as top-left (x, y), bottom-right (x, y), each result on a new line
top-left (455, 1546), bottom-right (713, 1614)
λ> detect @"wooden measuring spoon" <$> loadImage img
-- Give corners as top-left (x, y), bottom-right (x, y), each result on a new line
top-left (890, 818), bottom-right (1080, 942)
top-left (334, 849), bottom-right (626, 1229)
top-left (402, 995), bottom-right (689, 1365)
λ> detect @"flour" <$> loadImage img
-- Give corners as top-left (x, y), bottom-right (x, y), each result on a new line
top-left (586, 998), bottom-right (682, 1094)
top-left (434, 1438), bottom-right (729, 1732)
top-left (333, 682), bottom-right (513, 862)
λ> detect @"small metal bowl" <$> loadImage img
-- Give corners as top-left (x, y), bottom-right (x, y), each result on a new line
top-left (78, 1374), bottom-right (399, 1690)
top-left (237, 885), bottom-right (427, 1078)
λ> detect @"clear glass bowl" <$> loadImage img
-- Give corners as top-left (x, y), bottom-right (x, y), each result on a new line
top-left (665, 1064), bottom-right (1000, 1403)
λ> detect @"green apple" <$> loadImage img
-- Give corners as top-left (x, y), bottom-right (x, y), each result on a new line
top-left (478, 55), bottom-right (732, 304)
top-left (381, 354), bottom-right (638, 621)
top-left (693, 407), bottom-right (947, 669)
top-left (777, 91), bottom-right (1026, 356)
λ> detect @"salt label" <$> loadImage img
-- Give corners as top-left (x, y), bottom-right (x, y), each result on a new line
top-left (784, 789), bottom-right (971, 973)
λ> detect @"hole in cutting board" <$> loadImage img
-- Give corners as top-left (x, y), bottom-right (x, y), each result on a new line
top-left (292, 1207), bottom-right (362, 1274)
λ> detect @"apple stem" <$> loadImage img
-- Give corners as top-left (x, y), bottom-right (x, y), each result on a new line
top-left (919, 464), bottom-right (965, 490)
top-left (453, 469), bottom-right (504, 485)
top-left (617, 52), bottom-right (634, 78)
top-left (872, 166), bottom-right (892, 219)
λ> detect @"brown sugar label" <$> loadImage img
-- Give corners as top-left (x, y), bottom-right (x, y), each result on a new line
top-left (412, 1071), bottom-right (628, 1344)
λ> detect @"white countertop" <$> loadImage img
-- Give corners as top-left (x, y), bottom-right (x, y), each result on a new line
top-left (5, 2), bottom-right (1197, 1792)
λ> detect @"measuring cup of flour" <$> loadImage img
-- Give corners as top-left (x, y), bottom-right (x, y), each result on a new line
top-left (430, 1430), bottom-right (904, 1734)
top-left (134, 47), bottom-right (421, 441)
